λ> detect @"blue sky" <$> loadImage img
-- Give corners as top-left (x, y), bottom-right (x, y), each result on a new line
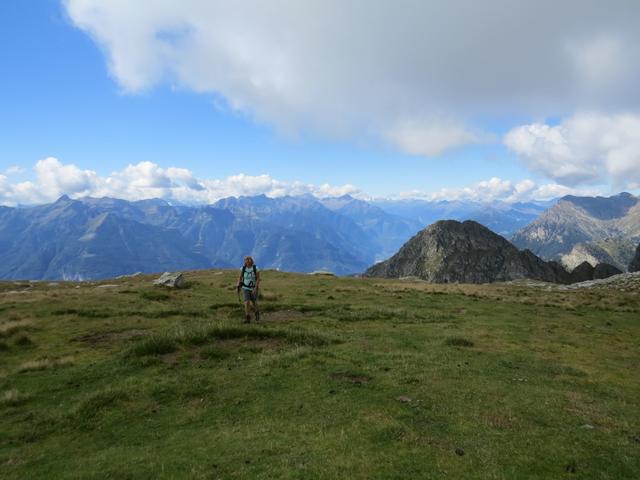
top-left (1, 0), bottom-right (638, 205)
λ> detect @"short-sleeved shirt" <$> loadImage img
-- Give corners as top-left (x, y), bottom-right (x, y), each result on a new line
top-left (241, 266), bottom-right (258, 291)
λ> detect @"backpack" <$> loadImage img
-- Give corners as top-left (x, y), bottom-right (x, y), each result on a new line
top-left (240, 265), bottom-right (257, 289)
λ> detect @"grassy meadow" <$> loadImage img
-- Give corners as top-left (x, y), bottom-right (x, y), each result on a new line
top-left (0, 270), bottom-right (639, 479)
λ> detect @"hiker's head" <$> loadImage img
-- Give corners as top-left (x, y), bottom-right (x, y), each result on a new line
top-left (244, 256), bottom-right (254, 267)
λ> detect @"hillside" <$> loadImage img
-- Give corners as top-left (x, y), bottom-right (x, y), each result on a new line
top-left (512, 193), bottom-right (640, 266)
top-left (1, 270), bottom-right (639, 478)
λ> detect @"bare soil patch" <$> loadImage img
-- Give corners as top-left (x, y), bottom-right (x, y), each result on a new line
top-left (262, 309), bottom-right (307, 322)
top-left (330, 372), bottom-right (371, 385)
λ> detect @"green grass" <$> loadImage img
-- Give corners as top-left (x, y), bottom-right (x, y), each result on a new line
top-left (0, 269), bottom-right (639, 479)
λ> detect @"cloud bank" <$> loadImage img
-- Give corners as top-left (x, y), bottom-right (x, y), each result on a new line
top-left (64, 0), bottom-right (640, 160)
top-left (0, 158), bottom-right (359, 206)
top-left (396, 177), bottom-right (599, 203)
top-left (504, 113), bottom-right (640, 188)
top-left (0, 158), bottom-right (602, 207)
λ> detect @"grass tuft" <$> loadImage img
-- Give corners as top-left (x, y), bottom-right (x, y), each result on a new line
top-left (73, 388), bottom-right (129, 421)
top-left (17, 357), bottom-right (74, 373)
top-left (444, 336), bottom-right (475, 347)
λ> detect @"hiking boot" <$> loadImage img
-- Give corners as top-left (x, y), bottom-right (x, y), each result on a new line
top-left (255, 311), bottom-right (260, 322)
top-left (244, 315), bottom-right (251, 324)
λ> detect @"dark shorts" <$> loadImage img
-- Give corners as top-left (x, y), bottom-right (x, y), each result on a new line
top-left (242, 289), bottom-right (257, 302)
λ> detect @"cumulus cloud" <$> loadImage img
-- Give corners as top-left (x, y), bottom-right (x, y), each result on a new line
top-left (396, 177), bottom-right (600, 203)
top-left (504, 112), bottom-right (640, 187)
top-left (0, 157), bottom-right (360, 206)
top-left (63, 0), bottom-right (640, 157)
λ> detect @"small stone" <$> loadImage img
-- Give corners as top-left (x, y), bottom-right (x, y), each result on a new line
top-left (396, 395), bottom-right (411, 403)
top-left (455, 448), bottom-right (465, 456)
top-left (580, 424), bottom-right (595, 429)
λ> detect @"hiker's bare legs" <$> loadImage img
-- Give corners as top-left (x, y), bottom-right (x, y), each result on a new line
top-left (244, 300), bottom-right (252, 323)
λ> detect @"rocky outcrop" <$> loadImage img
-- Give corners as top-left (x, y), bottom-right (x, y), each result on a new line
top-left (153, 272), bottom-right (185, 288)
top-left (629, 244), bottom-right (640, 272)
top-left (364, 220), bottom-right (569, 284)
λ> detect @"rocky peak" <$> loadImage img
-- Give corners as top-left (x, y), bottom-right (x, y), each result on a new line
top-left (364, 220), bottom-right (568, 284)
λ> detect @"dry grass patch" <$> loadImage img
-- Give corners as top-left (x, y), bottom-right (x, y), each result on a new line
top-left (0, 320), bottom-right (33, 338)
top-left (0, 389), bottom-right (30, 407)
top-left (17, 357), bottom-right (74, 373)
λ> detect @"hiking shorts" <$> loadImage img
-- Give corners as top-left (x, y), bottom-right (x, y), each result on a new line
top-left (242, 289), bottom-right (257, 302)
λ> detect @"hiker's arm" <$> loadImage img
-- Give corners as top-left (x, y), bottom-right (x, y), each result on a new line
top-left (237, 271), bottom-right (242, 288)
top-left (254, 271), bottom-right (260, 291)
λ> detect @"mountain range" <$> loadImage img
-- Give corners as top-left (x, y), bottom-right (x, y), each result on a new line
top-left (511, 192), bottom-right (640, 271)
top-left (0, 192), bottom-right (638, 280)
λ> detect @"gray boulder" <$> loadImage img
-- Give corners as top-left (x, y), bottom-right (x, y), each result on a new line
top-left (153, 272), bottom-right (185, 288)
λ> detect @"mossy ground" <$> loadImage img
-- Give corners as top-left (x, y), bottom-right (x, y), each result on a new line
top-left (1, 270), bottom-right (639, 479)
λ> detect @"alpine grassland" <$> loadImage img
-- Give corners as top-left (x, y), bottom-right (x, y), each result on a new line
top-left (0, 270), bottom-right (639, 479)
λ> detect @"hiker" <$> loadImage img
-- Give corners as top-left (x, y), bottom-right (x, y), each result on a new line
top-left (237, 256), bottom-right (260, 323)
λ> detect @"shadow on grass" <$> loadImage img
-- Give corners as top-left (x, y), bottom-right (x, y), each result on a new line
top-left (126, 322), bottom-right (334, 359)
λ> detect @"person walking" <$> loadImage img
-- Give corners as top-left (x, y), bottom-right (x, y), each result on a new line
top-left (237, 256), bottom-right (260, 324)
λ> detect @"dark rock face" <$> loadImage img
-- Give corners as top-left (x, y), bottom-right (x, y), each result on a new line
top-left (569, 261), bottom-right (622, 283)
top-left (593, 263), bottom-right (622, 280)
top-left (364, 220), bottom-right (569, 284)
top-left (570, 262), bottom-right (595, 284)
top-left (630, 244), bottom-right (640, 272)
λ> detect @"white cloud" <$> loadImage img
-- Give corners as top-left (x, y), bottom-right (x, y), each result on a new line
top-left (64, 0), bottom-right (640, 157)
top-left (34, 157), bottom-right (99, 199)
top-left (504, 112), bottom-right (640, 187)
top-left (396, 177), bottom-right (600, 203)
top-left (384, 120), bottom-right (480, 157)
top-left (0, 157), bottom-right (361, 206)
